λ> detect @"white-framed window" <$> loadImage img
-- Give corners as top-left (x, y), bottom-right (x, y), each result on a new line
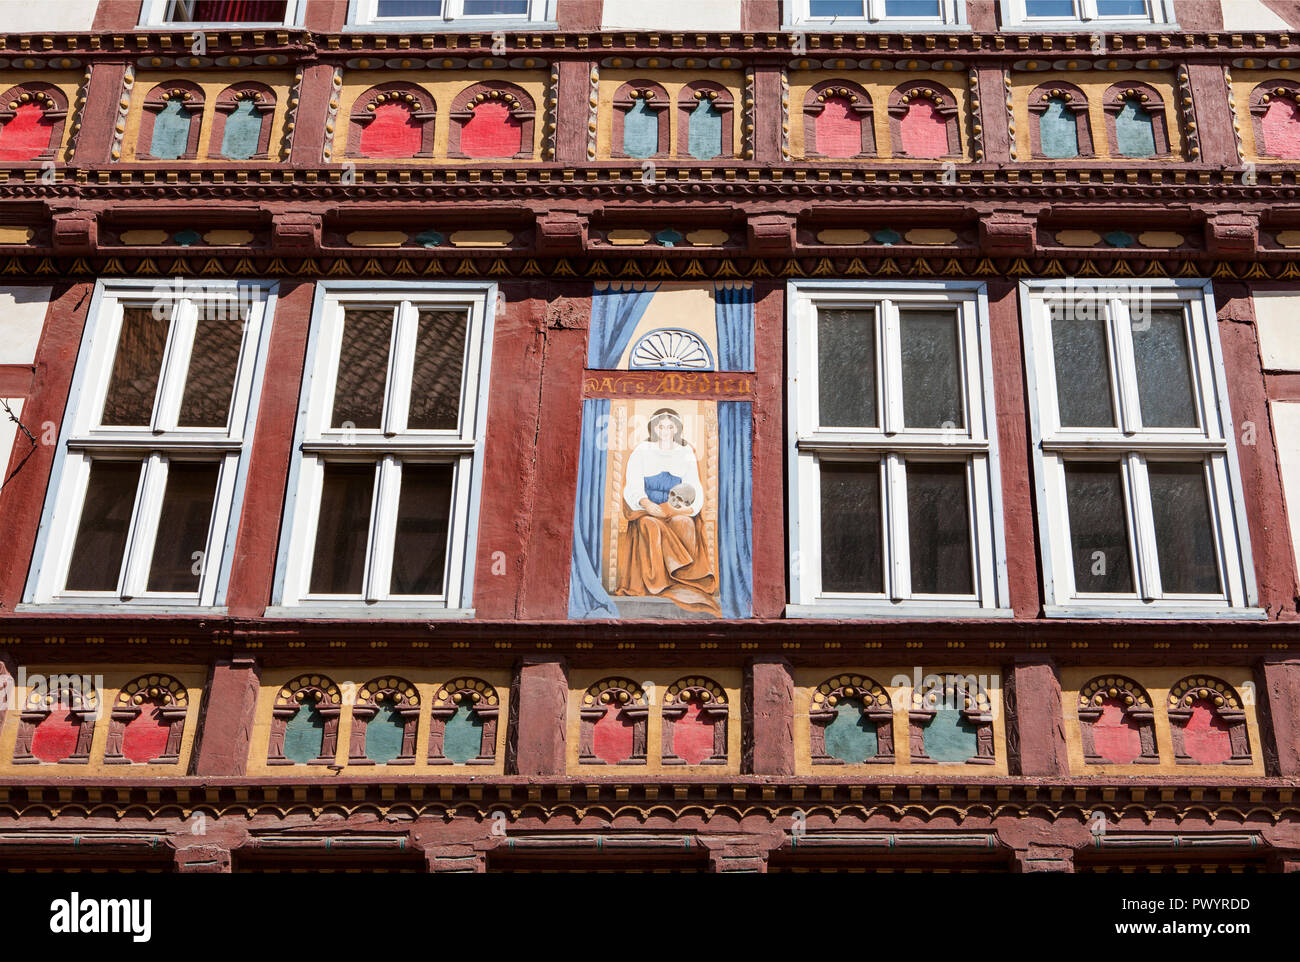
top-left (24, 279), bottom-right (276, 610)
top-left (1000, 0), bottom-right (1173, 29)
top-left (786, 0), bottom-right (964, 27)
top-left (348, 0), bottom-right (554, 27)
top-left (139, 1), bottom-right (302, 27)
top-left (786, 280), bottom-right (1009, 617)
top-left (272, 282), bottom-right (495, 617)
top-left (1021, 279), bottom-right (1260, 618)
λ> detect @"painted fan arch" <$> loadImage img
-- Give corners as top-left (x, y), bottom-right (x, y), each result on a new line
top-left (348, 82), bottom-right (436, 159)
top-left (211, 82), bottom-right (278, 160)
top-left (1028, 82), bottom-right (1093, 159)
top-left (888, 81), bottom-right (960, 159)
top-left (449, 81), bottom-right (536, 159)
top-left (677, 81), bottom-right (734, 160)
top-left (138, 80), bottom-right (205, 160)
top-left (802, 80), bottom-right (875, 159)
top-left (1250, 81), bottom-right (1300, 160)
top-left (612, 80), bottom-right (669, 159)
top-left (1103, 82), bottom-right (1170, 158)
top-left (0, 84), bottom-right (69, 162)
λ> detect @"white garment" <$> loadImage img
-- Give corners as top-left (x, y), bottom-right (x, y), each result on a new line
top-left (623, 440), bottom-right (704, 516)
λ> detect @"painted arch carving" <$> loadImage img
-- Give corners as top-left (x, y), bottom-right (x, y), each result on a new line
top-left (676, 81), bottom-right (734, 160)
top-left (661, 676), bottom-right (728, 765)
top-left (1077, 674), bottom-right (1159, 765)
top-left (348, 676), bottom-right (420, 766)
top-left (348, 82), bottom-right (436, 159)
top-left (907, 677), bottom-right (996, 765)
top-left (1102, 82), bottom-right (1170, 158)
top-left (448, 81), bottom-right (535, 160)
top-left (267, 674), bottom-right (343, 765)
top-left (802, 80), bottom-right (875, 159)
top-left (1167, 676), bottom-right (1251, 765)
top-left (810, 674), bottom-right (894, 765)
top-left (579, 677), bottom-right (649, 765)
top-left (1028, 81), bottom-right (1094, 160)
top-left (138, 80), bottom-right (206, 161)
top-left (210, 81), bottom-right (278, 160)
top-left (0, 83), bottom-right (69, 162)
top-left (428, 677), bottom-right (500, 765)
top-left (104, 674), bottom-right (189, 765)
top-left (612, 80), bottom-right (669, 159)
top-left (887, 81), bottom-right (960, 159)
top-left (1249, 80), bottom-right (1300, 160)
top-left (12, 684), bottom-right (99, 765)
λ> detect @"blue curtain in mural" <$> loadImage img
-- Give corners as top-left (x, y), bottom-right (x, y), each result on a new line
top-left (587, 283), bottom-right (659, 368)
top-left (717, 400), bottom-right (753, 619)
top-left (569, 398), bottom-right (619, 619)
top-left (714, 283), bottom-right (755, 370)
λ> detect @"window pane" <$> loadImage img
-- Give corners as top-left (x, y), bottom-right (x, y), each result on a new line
top-left (147, 461), bottom-right (219, 592)
top-left (1096, 0), bottom-right (1147, 15)
top-left (1051, 305), bottom-right (1115, 427)
top-left (102, 307), bottom-right (169, 426)
top-left (819, 461), bottom-right (882, 593)
top-left (884, 0), bottom-right (940, 16)
top-left (173, 1), bottom-right (288, 21)
top-left (309, 463), bottom-right (375, 595)
top-left (331, 308), bottom-right (394, 430)
top-left (375, 0), bottom-right (443, 14)
top-left (1132, 308), bottom-right (1197, 428)
top-left (1025, 0), bottom-right (1077, 15)
top-left (65, 460), bottom-right (140, 591)
top-left (907, 462), bottom-right (973, 595)
top-left (1064, 461), bottom-right (1134, 593)
top-left (817, 308), bottom-right (877, 428)
top-left (1148, 462), bottom-right (1221, 594)
top-left (177, 307), bottom-right (244, 428)
top-left (809, 0), bottom-right (867, 15)
top-left (462, 0), bottom-right (530, 14)
top-left (900, 310), bottom-right (963, 430)
top-left (390, 463), bottom-right (454, 595)
top-left (408, 309), bottom-right (467, 430)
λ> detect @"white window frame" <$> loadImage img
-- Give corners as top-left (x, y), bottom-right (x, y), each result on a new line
top-left (347, 0), bottom-right (555, 29)
top-left (1000, 0), bottom-right (1173, 30)
top-left (139, 0), bottom-right (303, 27)
top-left (271, 281), bottom-right (495, 618)
top-left (786, 0), bottom-right (965, 29)
top-left (23, 279), bottom-right (276, 612)
top-left (1021, 278), bottom-right (1261, 618)
top-left (787, 279), bottom-right (1010, 618)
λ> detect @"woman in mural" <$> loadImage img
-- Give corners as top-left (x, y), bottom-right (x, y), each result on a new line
top-left (615, 408), bottom-right (721, 616)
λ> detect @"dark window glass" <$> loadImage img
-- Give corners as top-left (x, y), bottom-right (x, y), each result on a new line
top-left (309, 463), bottom-right (375, 595)
top-left (900, 310), bottom-right (964, 430)
top-left (177, 308), bottom-right (244, 428)
top-left (375, 0), bottom-right (443, 14)
top-left (462, 0), bottom-right (529, 12)
top-left (884, 0), bottom-right (940, 14)
top-left (102, 307), bottom-right (169, 426)
top-left (809, 0), bottom-right (867, 14)
top-left (1051, 305), bottom-right (1115, 427)
top-left (331, 308), bottom-right (393, 430)
top-left (407, 309), bottom-right (467, 430)
top-left (817, 308), bottom-right (877, 428)
top-left (170, 1), bottom-right (289, 21)
top-left (1095, 0), bottom-right (1147, 15)
top-left (906, 462), bottom-right (973, 594)
top-left (1149, 461), bottom-right (1221, 594)
top-left (1025, 0), bottom-right (1077, 14)
top-left (819, 461), bottom-right (882, 592)
top-left (390, 463), bottom-right (454, 595)
top-left (1133, 308), bottom-right (1198, 428)
top-left (147, 461), bottom-right (220, 592)
top-left (1064, 461), bottom-right (1134, 593)
top-left (65, 460), bottom-right (141, 591)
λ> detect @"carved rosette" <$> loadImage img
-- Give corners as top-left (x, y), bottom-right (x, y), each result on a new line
top-left (810, 674), bottom-right (893, 765)
top-left (348, 676), bottom-right (420, 766)
top-left (661, 676), bottom-right (728, 766)
top-left (1077, 675), bottom-right (1159, 765)
top-left (908, 680), bottom-right (996, 765)
top-left (13, 685), bottom-right (99, 765)
top-left (103, 674), bottom-right (189, 765)
top-left (268, 674), bottom-right (342, 766)
top-left (428, 677), bottom-right (499, 766)
top-left (1167, 676), bottom-right (1252, 765)
top-left (579, 677), bottom-right (648, 765)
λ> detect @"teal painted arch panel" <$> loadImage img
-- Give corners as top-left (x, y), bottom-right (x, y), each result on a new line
top-left (443, 705), bottom-right (484, 764)
top-left (1115, 98), bottom-right (1158, 158)
top-left (1039, 98), bottom-right (1079, 159)
top-left (823, 701), bottom-right (878, 763)
top-left (220, 99), bottom-right (263, 160)
top-left (150, 98), bottom-right (194, 160)
top-left (364, 701), bottom-right (406, 764)
top-left (922, 708), bottom-right (980, 763)
top-left (687, 99), bottom-right (724, 160)
top-left (283, 705), bottom-right (325, 763)
top-left (622, 99), bottom-right (659, 158)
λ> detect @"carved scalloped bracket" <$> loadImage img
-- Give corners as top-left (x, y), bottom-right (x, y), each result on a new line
top-left (536, 210), bottom-right (587, 255)
top-left (271, 211), bottom-right (322, 252)
top-left (1205, 212), bottom-right (1258, 258)
top-left (980, 210), bottom-right (1036, 256)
